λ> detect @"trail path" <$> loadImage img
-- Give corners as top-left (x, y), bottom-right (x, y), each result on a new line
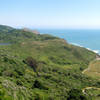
top-left (82, 55), bottom-right (100, 74)
top-left (82, 55), bottom-right (100, 94)
top-left (82, 87), bottom-right (100, 94)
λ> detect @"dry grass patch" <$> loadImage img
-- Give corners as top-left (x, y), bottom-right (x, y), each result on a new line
top-left (84, 60), bottom-right (100, 79)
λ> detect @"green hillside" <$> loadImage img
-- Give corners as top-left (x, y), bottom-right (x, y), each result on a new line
top-left (0, 25), bottom-right (99, 100)
top-left (83, 60), bottom-right (100, 79)
top-left (0, 26), bottom-right (59, 43)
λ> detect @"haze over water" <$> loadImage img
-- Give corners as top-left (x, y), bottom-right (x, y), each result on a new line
top-left (39, 29), bottom-right (100, 54)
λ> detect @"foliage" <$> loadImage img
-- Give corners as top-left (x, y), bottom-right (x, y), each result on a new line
top-left (67, 89), bottom-right (87, 100)
top-left (24, 57), bottom-right (38, 72)
top-left (0, 25), bottom-right (98, 100)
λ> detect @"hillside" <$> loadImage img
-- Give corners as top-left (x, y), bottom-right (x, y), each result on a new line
top-left (0, 25), bottom-right (99, 100)
top-left (0, 26), bottom-right (59, 43)
top-left (83, 60), bottom-right (100, 79)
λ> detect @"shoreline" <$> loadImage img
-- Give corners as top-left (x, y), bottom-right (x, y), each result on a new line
top-left (71, 43), bottom-right (100, 55)
top-left (40, 32), bottom-right (100, 55)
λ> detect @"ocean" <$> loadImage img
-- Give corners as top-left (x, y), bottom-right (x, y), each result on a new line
top-left (39, 29), bottom-right (100, 54)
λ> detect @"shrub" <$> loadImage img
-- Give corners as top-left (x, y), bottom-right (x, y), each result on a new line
top-left (67, 89), bottom-right (87, 100)
top-left (3, 57), bottom-right (9, 62)
top-left (23, 57), bottom-right (38, 73)
top-left (33, 80), bottom-right (48, 90)
top-left (0, 86), bottom-right (13, 100)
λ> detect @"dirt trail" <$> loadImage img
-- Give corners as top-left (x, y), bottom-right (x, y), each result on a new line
top-left (82, 55), bottom-right (100, 74)
top-left (82, 61), bottom-right (93, 74)
top-left (82, 87), bottom-right (100, 94)
top-left (82, 56), bottom-right (100, 94)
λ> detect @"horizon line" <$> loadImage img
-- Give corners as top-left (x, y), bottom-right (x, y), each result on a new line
top-left (1, 24), bottom-right (100, 30)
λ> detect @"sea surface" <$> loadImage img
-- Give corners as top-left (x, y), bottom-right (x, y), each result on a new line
top-left (39, 29), bottom-right (100, 54)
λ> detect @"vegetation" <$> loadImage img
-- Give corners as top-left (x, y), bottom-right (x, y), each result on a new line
top-left (0, 25), bottom-right (99, 100)
top-left (84, 60), bottom-right (100, 79)
top-left (67, 89), bottom-right (87, 100)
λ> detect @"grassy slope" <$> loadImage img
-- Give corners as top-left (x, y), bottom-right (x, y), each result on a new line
top-left (82, 60), bottom-right (100, 100)
top-left (0, 25), bottom-right (99, 100)
top-left (84, 60), bottom-right (100, 79)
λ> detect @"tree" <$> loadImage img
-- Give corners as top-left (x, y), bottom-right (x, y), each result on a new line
top-left (67, 89), bottom-right (87, 100)
top-left (23, 57), bottom-right (39, 75)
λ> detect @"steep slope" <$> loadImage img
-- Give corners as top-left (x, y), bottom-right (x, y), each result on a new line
top-left (0, 25), bottom-right (99, 100)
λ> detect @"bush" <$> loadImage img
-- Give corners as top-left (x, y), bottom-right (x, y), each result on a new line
top-left (23, 57), bottom-right (38, 73)
top-left (0, 86), bottom-right (13, 100)
top-left (33, 80), bottom-right (48, 90)
top-left (67, 89), bottom-right (87, 100)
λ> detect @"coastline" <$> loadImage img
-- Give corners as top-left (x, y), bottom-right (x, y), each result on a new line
top-left (71, 43), bottom-right (100, 55)
top-left (39, 30), bottom-right (100, 55)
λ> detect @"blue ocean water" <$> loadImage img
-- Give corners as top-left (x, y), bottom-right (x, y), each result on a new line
top-left (39, 29), bottom-right (100, 54)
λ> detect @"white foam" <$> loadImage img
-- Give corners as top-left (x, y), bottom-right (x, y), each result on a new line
top-left (71, 43), bottom-right (83, 47)
top-left (92, 50), bottom-right (100, 54)
top-left (86, 48), bottom-right (99, 54)
top-left (71, 43), bottom-right (100, 54)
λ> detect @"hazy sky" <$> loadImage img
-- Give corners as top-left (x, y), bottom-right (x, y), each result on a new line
top-left (0, 0), bottom-right (100, 29)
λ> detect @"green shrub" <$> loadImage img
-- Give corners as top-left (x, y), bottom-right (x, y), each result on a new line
top-left (33, 80), bottom-right (48, 90)
top-left (67, 89), bottom-right (87, 100)
top-left (23, 57), bottom-right (38, 72)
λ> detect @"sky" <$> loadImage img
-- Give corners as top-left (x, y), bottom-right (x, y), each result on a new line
top-left (0, 0), bottom-right (100, 29)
